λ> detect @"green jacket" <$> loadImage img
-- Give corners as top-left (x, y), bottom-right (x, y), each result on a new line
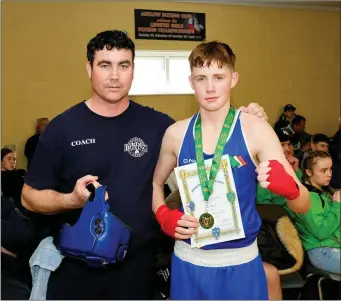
top-left (257, 172), bottom-right (341, 250)
top-left (293, 190), bottom-right (340, 250)
top-left (256, 169), bottom-right (303, 220)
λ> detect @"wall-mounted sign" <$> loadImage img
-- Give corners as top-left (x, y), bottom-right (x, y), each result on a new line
top-left (134, 9), bottom-right (206, 41)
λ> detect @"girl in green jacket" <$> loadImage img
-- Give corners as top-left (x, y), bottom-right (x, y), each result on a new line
top-left (296, 150), bottom-right (340, 274)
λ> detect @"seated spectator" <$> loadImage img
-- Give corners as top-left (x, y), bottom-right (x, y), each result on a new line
top-left (295, 151), bottom-right (340, 274)
top-left (280, 114), bottom-right (303, 136)
top-left (281, 115), bottom-right (311, 158)
top-left (300, 133), bottom-right (330, 165)
top-left (256, 130), bottom-right (311, 299)
top-left (1, 195), bottom-right (34, 300)
top-left (1, 148), bottom-right (17, 172)
top-left (311, 133), bottom-right (330, 153)
top-left (274, 104), bottom-right (296, 134)
top-left (1, 148), bottom-right (26, 211)
top-left (288, 139), bottom-right (295, 157)
top-left (330, 118), bottom-right (341, 189)
top-left (24, 117), bottom-right (49, 168)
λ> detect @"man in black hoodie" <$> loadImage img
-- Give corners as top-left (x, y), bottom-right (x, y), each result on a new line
top-left (274, 104), bottom-right (296, 134)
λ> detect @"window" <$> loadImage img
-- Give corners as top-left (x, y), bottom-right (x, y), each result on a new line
top-left (129, 51), bottom-right (193, 95)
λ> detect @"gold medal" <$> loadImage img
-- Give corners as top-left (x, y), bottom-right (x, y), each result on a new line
top-left (199, 213), bottom-right (214, 229)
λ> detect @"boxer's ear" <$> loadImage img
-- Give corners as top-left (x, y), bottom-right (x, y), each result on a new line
top-left (231, 72), bottom-right (239, 88)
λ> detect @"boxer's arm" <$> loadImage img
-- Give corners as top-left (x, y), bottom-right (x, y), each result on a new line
top-left (241, 113), bottom-right (310, 214)
top-left (152, 122), bottom-right (199, 239)
top-left (152, 124), bottom-right (179, 214)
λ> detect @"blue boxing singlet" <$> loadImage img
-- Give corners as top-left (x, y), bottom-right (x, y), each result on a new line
top-left (177, 109), bottom-right (261, 250)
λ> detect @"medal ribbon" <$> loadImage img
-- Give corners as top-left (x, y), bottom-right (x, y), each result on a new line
top-left (194, 107), bottom-right (236, 202)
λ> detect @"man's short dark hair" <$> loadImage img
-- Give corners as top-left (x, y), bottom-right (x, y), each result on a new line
top-left (87, 30), bottom-right (135, 66)
top-left (291, 115), bottom-right (306, 126)
top-left (312, 133), bottom-right (330, 144)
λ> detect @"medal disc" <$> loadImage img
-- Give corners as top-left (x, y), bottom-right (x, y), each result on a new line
top-left (199, 213), bottom-right (214, 229)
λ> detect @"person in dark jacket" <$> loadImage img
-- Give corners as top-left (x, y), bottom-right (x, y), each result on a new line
top-left (281, 115), bottom-right (311, 158)
top-left (1, 194), bottom-right (51, 300)
top-left (1, 148), bottom-right (26, 211)
top-left (1, 195), bottom-right (34, 299)
top-left (24, 117), bottom-right (49, 168)
top-left (274, 104), bottom-right (296, 134)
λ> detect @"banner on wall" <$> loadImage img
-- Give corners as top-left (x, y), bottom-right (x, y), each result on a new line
top-left (134, 9), bottom-right (206, 41)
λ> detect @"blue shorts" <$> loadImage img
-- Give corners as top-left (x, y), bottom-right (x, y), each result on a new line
top-left (170, 240), bottom-right (268, 300)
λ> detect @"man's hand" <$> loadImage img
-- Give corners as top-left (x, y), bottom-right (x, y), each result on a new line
top-left (286, 155), bottom-right (299, 171)
top-left (69, 175), bottom-right (109, 209)
top-left (239, 103), bottom-right (268, 121)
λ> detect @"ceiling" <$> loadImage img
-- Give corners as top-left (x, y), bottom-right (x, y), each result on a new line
top-left (166, 0), bottom-right (340, 10)
top-left (273, 1), bottom-right (340, 7)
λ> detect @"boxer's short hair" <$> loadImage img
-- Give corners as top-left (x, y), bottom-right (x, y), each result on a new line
top-left (189, 41), bottom-right (236, 70)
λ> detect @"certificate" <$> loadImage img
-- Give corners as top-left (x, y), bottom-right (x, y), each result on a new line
top-left (174, 154), bottom-right (245, 248)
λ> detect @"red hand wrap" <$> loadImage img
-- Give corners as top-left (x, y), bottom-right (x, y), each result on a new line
top-left (155, 204), bottom-right (183, 238)
top-left (267, 160), bottom-right (300, 200)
